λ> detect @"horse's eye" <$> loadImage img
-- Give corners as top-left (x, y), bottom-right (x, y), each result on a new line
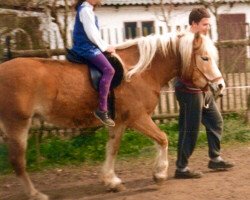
top-left (201, 56), bottom-right (209, 61)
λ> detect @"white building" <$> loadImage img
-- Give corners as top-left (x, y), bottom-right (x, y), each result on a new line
top-left (95, 0), bottom-right (250, 44)
top-left (93, 0), bottom-right (250, 71)
top-left (1, 1), bottom-right (250, 48)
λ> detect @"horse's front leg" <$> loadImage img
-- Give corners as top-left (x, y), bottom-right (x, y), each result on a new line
top-left (101, 123), bottom-right (126, 191)
top-left (131, 115), bottom-right (169, 184)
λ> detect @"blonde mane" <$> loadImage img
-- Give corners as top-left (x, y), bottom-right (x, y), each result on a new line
top-left (179, 31), bottom-right (218, 76)
top-left (116, 32), bottom-right (218, 80)
top-left (116, 34), bottom-right (176, 80)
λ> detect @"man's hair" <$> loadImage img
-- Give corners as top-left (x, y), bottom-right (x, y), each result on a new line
top-left (189, 7), bottom-right (210, 25)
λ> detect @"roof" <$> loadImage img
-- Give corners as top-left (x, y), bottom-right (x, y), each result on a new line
top-left (1, 0), bottom-right (248, 11)
top-left (102, 0), bottom-right (250, 6)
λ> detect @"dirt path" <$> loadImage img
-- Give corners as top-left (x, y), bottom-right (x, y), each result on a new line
top-left (1, 144), bottom-right (250, 200)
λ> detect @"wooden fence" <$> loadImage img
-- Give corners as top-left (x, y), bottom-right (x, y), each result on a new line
top-left (1, 29), bottom-right (250, 127)
top-left (154, 73), bottom-right (250, 123)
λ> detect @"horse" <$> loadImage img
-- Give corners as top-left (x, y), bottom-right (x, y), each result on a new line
top-left (0, 32), bottom-right (225, 200)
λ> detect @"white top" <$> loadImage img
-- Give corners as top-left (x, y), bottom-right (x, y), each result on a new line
top-left (79, 2), bottom-right (109, 52)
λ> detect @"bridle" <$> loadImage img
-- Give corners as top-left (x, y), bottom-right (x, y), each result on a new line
top-left (175, 34), bottom-right (223, 92)
top-left (191, 52), bottom-right (223, 91)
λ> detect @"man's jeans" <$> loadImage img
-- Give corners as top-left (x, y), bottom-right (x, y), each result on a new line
top-left (175, 90), bottom-right (223, 169)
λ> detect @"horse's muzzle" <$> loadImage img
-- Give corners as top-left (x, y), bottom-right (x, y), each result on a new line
top-left (209, 82), bottom-right (224, 99)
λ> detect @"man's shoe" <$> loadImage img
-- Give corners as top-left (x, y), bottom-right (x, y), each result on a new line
top-left (174, 169), bottom-right (203, 179)
top-left (94, 109), bottom-right (115, 127)
top-left (208, 160), bottom-right (234, 170)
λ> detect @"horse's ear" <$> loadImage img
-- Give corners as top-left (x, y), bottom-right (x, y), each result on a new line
top-left (193, 32), bottom-right (202, 50)
top-left (194, 32), bottom-right (200, 39)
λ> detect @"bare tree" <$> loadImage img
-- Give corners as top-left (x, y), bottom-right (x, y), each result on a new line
top-left (0, 0), bottom-right (74, 48)
top-left (199, 0), bottom-right (220, 29)
top-left (36, 0), bottom-right (74, 48)
top-left (155, 0), bottom-right (174, 32)
top-left (49, 0), bottom-right (71, 48)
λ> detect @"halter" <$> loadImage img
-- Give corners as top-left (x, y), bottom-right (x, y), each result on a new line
top-left (191, 52), bottom-right (223, 91)
top-left (175, 33), bottom-right (223, 92)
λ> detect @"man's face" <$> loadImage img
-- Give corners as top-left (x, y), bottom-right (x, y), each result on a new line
top-left (192, 18), bottom-right (211, 35)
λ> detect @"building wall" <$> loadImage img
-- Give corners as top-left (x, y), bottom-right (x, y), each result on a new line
top-left (94, 3), bottom-right (250, 43)
top-left (93, 3), bottom-right (250, 60)
top-left (0, 8), bottom-right (46, 51)
top-left (2, 3), bottom-right (249, 50)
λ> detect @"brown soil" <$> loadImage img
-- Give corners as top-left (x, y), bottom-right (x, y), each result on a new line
top-left (1, 144), bottom-right (250, 200)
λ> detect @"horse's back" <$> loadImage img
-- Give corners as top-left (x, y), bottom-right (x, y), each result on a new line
top-left (0, 57), bottom-right (94, 95)
top-left (0, 58), bottom-right (100, 128)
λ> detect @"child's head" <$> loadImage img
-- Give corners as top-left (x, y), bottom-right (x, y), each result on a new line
top-left (75, 0), bottom-right (86, 10)
top-left (75, 0), bottom-right (102, 10)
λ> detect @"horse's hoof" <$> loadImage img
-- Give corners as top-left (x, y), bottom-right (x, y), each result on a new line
top-left (153, 175), bottom-right (166, 185)
top-left (107, 183), bottom-right (126, 192)
top-left (29, 192), bottom-right (49, 200)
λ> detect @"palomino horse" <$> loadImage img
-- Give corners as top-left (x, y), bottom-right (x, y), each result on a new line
top-left (0, 32), bottom-right (225, 200)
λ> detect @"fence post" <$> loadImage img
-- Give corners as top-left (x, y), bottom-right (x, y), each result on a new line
top-left (246, 94), bottom-right (250, 124)
top-left (5, 35), bottom-right (12, 60)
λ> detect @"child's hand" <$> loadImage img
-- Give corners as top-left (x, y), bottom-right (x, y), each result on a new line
top-left (106, 46), bottom-right (116, 53)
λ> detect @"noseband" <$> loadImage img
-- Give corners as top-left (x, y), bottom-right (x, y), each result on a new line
top-left (175, 34), bottom-right (223, 91)
top-left (192, 52), bottom-right (223, 91)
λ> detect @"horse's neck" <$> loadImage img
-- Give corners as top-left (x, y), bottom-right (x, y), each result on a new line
top-left (116, 45), bottom-right (140, 69)
top-left (147, 52), bottom-right (178, 87)
top-left (116, 45), bottom-right (178, 88)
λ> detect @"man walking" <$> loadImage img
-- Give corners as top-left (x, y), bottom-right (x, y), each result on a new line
top-left (174, 7), bottom-right (234, 179)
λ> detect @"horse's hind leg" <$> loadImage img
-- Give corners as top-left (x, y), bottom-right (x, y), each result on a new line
top-left (101, 123), bottom-right (126, 192)
top-left (131, 115), bottom-right (169, 184)
top-left (4, 118), bottom-right (49, 200)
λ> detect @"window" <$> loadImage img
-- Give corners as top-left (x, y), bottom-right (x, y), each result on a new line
top-left (124, 21), bottom-right (155, 39)
top-left (124, 22), bottom-right (137, 39)
top-left (142, 21), bottom-right (154, 36)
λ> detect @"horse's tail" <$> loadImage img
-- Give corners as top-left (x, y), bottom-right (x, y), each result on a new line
top-left (108, 89), bottom-right (115, 120)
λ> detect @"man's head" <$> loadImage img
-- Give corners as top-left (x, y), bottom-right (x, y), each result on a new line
top-left (189, 7), bottom-right (211, 35)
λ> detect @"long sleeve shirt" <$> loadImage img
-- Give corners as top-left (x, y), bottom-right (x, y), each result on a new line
top-left (71, 2), bottom-right (108, 58)
top-left (79, 2), bottom-right (108, 52)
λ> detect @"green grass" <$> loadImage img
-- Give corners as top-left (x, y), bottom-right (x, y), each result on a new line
top-left (222, 113), bottom-right (250, 143)
top-left (0, 113), bottom-right (249, 174)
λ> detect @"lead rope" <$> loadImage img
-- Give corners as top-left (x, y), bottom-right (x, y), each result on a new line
top-left (203, 92), bottom-right (209, 109)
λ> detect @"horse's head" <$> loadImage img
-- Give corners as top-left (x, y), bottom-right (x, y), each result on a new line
top-left (179, 32), bottom-right (225, 98)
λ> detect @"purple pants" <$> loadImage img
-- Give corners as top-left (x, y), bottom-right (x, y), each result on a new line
top-left (88, 53), bottom-right (115, 112)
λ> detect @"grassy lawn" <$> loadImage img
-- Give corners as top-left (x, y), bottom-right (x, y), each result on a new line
top-left (0, 113), bottom-right (249, 174)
